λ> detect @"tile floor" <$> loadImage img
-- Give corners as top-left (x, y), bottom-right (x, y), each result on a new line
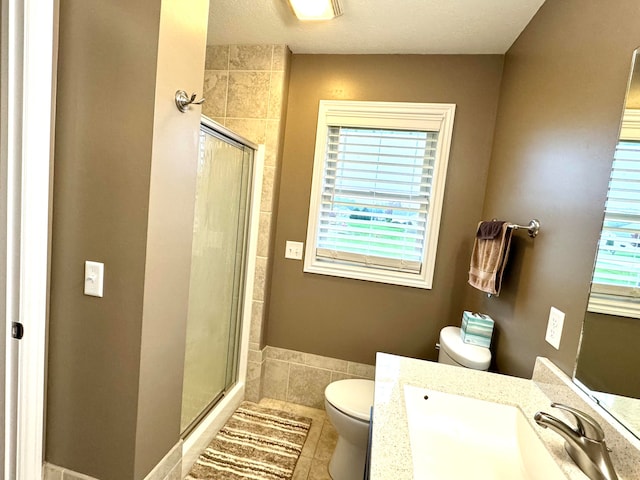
top-left (258, 397), bottom-right (337, 480)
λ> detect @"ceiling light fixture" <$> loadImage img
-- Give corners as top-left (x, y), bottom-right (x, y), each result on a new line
top-left (288, 0), bottom-right (343, 21)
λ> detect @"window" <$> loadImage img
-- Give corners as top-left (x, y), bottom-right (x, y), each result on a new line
top-left (304, 100), bottom-right (456, 289)
top-left (588, 109), bottom-right (640, 318)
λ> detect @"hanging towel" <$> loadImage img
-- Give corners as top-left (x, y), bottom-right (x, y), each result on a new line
top-left (477, 220), bottom-right (505, 240)
top-left (468, 221), bottom-right (513, 296)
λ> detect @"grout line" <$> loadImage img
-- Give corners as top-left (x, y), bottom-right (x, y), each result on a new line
top-left (285, 361), bottom-right (291, 402)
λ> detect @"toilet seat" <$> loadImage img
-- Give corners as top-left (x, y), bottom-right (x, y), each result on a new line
top-left (325, 379), bottom-right (374, 422)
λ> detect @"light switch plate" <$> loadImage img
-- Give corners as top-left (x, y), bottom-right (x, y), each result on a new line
top-left (84, 261), bottom-right (104, 297)
top-left (285, 241), bottom-right (304, 260)
top-left (545, 306), bottom-right (564, 349)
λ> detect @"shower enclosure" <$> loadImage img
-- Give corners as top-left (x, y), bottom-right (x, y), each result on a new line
top-left (181, 118), bottom-right (256, 434)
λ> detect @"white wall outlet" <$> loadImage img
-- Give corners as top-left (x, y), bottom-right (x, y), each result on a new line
top-left (285, 241), bottom-right (304, 260)
top-left (545, 306), bottom-right (565, 349)
top-left (84, 261), bottom-right (104, 297)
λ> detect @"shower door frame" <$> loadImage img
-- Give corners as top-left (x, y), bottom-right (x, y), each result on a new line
top-left (180, 116), bottom-right (263, 461)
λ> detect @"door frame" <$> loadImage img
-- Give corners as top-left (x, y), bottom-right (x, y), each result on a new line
top-left (1, 0), bottom-right (56, 478)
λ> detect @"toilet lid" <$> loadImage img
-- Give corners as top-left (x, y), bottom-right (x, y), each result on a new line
top-left (325, 379), bottom-right (374, 421)
top-left (440, 326), bottom-right (491, 370)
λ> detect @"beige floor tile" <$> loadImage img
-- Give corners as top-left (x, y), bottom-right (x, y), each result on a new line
top-left (313, 420), bottom-right (338, 462)
top-left (300, 418), bottom-right (324, 459)
top-left (292, 455), bottom-right (313, 480)
top-left (258, 397), bottom-right (287, 410)
top-left (307, 457), bottom-right (332, 480)
top-left (282, 402), bottom-right (327, 424)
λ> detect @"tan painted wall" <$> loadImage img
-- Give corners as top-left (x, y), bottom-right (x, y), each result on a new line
top-left (267, 55), bottom-right (504, 365)
top-left (135, 0), bottom-right (208, 478)
top-left (468, 0), bottom-right (640, 378)
top-left (47, 1), bottom-right (160, 477)
top-left (47, 1), bottom-right (208, 479)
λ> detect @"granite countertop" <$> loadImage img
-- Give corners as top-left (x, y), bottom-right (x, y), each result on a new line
top-left (369, 352), bottom-right (638, 480)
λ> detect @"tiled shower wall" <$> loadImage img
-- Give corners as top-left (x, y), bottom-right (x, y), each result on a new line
top-left (202, 44), bottom-right (291, 401)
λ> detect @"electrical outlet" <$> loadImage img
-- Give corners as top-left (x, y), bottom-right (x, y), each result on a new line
top-left (285, 241), bottom-right (304, 260)
top-left (545, 306), bottom-right (565, 349)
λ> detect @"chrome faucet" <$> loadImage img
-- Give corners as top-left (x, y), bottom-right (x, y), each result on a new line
top-left (534, 403), bottom-right (618, 480)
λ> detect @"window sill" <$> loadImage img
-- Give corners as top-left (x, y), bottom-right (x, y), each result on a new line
top-left (587, 293), bottom-right (640, 319)
top-left (303, 259), bottom-right (433, 289)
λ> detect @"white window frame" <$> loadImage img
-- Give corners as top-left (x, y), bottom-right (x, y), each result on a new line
top-left (303, 100), bottom-right (455, 289)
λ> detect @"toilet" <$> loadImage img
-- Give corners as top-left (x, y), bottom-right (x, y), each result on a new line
top-left (437, 325), bottom-right (492, 370)
top-left (324, 378), bottom-right (374, 480)
top-left (324, 328), bottom-right (489, 480)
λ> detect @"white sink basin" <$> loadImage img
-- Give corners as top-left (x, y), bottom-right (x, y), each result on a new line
top-left (403, 384), bottom-right (566, 480)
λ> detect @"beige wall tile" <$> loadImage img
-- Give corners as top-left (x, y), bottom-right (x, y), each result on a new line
top-left (272, 45), bottom-right (287, 71)
top-left (305, 353), bottom-right (348, 373)
top-left (229, 45), bottom-right (273, 71)
top-left (247, 360), bottom-right (262, 382)
top-left (287, 364), bottom-right (332, 409)
top-left (245, 376), bottom-right (261, 403)
top-left (227, 71), bottom-right (271, 118)
top-left (62, 468), bottom-right (99, 480)
top-left (249, 341), bottom-right (260, 351)
top-left (265, 345), bottom-right (306, 364)
top-left (257, 212), bottom-right (272, 257)
top-left (201, 71), bottom-right (228, 118)
top-left (268, 71), bottom-right (285, 120)
top-left (224, 118), bottom-right (267, 145)
top-left (264, 120), bottom-right (281, 167)
top-left (260, 166), bottom-right (276, 213)
top-left (248, 349), bottom-right (262, 363)
top-left (330, 371), bottom-right (358, 383)
top-left (205, 45), bottom-right (229, 70)
top-left (347, 362), bottom-right (375, 379)
top-left (44, 464), bottom-right (64, 480)
top-left (253, 256), bottom-right (267, 301)
top-left (250, 300), bottom-right (264, 343)
top-left (262, 358), bottom-right (289, 400)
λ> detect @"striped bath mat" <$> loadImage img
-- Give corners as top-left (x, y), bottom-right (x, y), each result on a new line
top-left (187, 402), bottom-right (312, 480)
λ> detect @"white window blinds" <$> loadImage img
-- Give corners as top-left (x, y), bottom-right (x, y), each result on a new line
top-left (304, 100), bottom-right (456, 289)
top-left (316, 127), bottom-right (438, 273)
top-left (589, 139), bottom-right (640, 317)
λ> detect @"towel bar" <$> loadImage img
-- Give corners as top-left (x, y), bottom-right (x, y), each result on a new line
top-left (507, 219), bottom-right (540, 238)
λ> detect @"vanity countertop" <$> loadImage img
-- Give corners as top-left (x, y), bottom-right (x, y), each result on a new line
top-left (369, 352), bottom-right (637, 480)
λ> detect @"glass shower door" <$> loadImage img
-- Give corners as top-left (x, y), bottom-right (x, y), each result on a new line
top-left (181, 123), bottom-right (253, 433)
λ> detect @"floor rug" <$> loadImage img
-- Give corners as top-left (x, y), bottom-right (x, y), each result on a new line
top-left (187, 401), bottom-right (312, 480)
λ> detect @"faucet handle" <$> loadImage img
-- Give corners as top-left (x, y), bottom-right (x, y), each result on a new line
top-left (551, 403), bottom-right (605, 441)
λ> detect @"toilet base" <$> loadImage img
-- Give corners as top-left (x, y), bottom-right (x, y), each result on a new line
top-left (328, 436), bottom-right (367, 480)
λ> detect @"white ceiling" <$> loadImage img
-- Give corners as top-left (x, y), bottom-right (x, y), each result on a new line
top-left (207, 0), bottom-right (546, 54)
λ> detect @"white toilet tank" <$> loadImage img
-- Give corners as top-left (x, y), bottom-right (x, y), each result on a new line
top-left (438, 326), bottom-right (491, 371)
